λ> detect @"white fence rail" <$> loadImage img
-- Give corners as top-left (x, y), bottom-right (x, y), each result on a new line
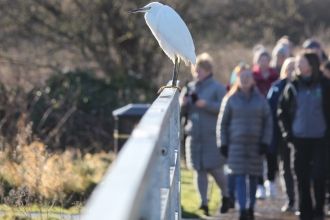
top-left (84, 85), bottom-right (181, 220)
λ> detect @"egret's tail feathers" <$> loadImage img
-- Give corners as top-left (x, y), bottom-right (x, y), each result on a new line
top-left (180, 54), bottom-right (195, 66)
top-left (187, 54), bottom-right (196, 66)
top-left (189, 53), bottom-right (196, 66)
top-left (181, 59), bottom-right (188, 66)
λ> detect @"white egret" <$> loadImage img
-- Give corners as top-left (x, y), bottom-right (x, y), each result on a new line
top-left (126, 2), bottom-right (196, 93)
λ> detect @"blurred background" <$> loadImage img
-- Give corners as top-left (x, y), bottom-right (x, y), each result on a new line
top-left (1, 0), bottom-right (330, 216)
top-left (1, 0), bottom-right (330, 152)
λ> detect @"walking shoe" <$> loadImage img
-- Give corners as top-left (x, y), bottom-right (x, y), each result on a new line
top-left (281, 200), bottom-right (295, 212)
top-left (239, 210), bottom-right (248, 220)
top-left (198, 205), bottom-right (209, 216)
top-left (229, 199), bottom-right (235, 209)
top-left (265, 180), bottom-right (277, 197)
top-left (247, 208), bottom-right (254, 220)
top-left (220, 196), bottom-right (230, 213)
top-left (256, 185), bottom-right (266, 199)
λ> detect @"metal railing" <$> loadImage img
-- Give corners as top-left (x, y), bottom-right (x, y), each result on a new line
top-left (83, 84), bottom-right (181, 220)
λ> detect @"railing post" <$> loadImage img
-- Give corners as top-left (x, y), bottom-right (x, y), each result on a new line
top-left (169, 92), bottom-right (181, 220)
top-left (160, 115), bottom-right (170, 220)
top-left (175, 99), bottom-right (181, 220)
top-left (138, 144), bottom-right (161, 220)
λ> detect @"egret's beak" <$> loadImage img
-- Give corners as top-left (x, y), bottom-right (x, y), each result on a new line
top-left (125, 7), bottom-right (151, 14)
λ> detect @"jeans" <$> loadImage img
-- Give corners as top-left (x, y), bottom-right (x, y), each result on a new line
top-left (293, 138), bottom-right (328, 219)
top-left (235, 175), bottom-right (258, 211)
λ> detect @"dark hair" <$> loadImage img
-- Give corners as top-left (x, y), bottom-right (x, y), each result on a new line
top-left (324, 61), bottom-right (330, 71)
top-left (298, 51), bottom-right (321, 84)
top-left (302, 39), bottom-right (321, 49)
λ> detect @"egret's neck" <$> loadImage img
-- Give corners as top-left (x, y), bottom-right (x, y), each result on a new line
top-left (145, 12), bottom-right (158, 30)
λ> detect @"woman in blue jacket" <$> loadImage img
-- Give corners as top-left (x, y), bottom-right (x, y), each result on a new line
top-left (267, 58), bottom-right (295, 212)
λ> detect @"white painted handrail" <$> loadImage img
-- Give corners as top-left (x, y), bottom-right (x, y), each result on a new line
top-left (83, 83), bottom-right (181, 220)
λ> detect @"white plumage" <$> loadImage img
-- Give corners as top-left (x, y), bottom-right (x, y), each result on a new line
top-left (128, 2), bottom-right (196, 66)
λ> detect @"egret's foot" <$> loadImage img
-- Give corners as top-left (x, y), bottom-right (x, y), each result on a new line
top-left (157, 85), bottom-right (181, 94)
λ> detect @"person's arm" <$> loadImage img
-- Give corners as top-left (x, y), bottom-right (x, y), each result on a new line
top-left (216, 96), bottom-right (231, 148)
top-left (179, 86), bottom-right (189, 117)
top-left (322, 79), bottom-right (330, 141)
top-left (260, 99), bottom-right (273, 145)
top-left (277, 84), bottom-right (294, 142)
top-left (202, 85), bottom-right (226, 114)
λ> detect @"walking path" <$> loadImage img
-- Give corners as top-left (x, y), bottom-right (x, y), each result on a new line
top-left (184, 182), bottom-right (330, 220)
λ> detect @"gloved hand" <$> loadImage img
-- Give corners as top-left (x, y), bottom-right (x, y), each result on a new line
top-left (220, 145), bottom-right (228, 158)
top-left (259, 143), bottom-right (268, 155)
top-left (283, 132), bottom-right (293, 144)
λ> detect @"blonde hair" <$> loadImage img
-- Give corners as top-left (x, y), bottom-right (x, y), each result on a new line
top-left (277, 36), bottom-right (290, 45)
top-left (191, 52), bottom-right (214, 73)
top-left (280, 57), bottom-right (295, 79)
top-left (226, 64), bottom-right (252, 97)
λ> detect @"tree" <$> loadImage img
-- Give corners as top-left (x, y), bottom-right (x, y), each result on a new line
top-left (0, 0), bottom-right (175, 79)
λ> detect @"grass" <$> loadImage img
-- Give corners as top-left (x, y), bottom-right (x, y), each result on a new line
top-left (181, 169), bottom-right (221, 219)
top-left (0, 204), bottom-right (81, 215)
top-left (0, 133), bottom-right (221, 219)
top-left (0, 140), bottom-right (113, 220)
top-left (0, 204), bottom-right (81, 219)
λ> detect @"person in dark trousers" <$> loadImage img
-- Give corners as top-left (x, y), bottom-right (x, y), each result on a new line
top-left (180, 53), bottom-right (229, 215)
top-left (323, 61), bottom-right (330, 214)
top-left (217, 64), bottom-right (273, 220)
top-left (278, 51), bottom-right (330, 220)
top-left (267, 57), bottom-right (296, 212)
top-left (252, 47), bottom-right (279, 198)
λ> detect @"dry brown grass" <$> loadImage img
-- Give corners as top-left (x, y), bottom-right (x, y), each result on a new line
top-left (0, 137), bottom-right (114, 208)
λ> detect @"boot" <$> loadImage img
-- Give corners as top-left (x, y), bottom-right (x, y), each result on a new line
top-left (239, 210), bottom-right (248, 220)
top-left (220, 196), bottom-right (230, 213)
top-left (229, 198), bottom-right (235, 209)
top-left (198, 205), bottom-right (209, 216)
top-left (247, 208), bottom-right (254, 220)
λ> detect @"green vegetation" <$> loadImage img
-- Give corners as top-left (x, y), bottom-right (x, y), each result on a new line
top-left (0, 204), bottom-right (81, 215)
top-left (0, 140), bottom-right (113, 210)
top-left (0, 69), bottom-right (157, 151)
top-left (0, 204), bottom-right (80, 220)
top-left (0, 167), bottom-right (220, 219)
top-left (181, 169), bottom-right (220, 219)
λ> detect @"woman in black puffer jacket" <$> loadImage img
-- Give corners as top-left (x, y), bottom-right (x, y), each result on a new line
top-left (278, 51), bottom-right (330, 220)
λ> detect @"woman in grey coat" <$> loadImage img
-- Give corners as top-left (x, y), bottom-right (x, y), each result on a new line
top-left (217, 64), bottom-right (272, 220)
top-left (180, 53), bottom-right (229, 215)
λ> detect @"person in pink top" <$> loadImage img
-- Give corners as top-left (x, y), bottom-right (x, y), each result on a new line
top-left (252, 48), bottom-right (279, 97)
top-left (252, 46), bottom-right (279, 199)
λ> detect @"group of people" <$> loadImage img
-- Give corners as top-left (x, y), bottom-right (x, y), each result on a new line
top-left (180, 36), bottom-right (330, 220)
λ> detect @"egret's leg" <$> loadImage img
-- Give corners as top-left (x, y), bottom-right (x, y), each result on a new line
top-left (157, 58), bottom-right (182, 94)
top-left (171, 57), bottom-right (180, 87)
